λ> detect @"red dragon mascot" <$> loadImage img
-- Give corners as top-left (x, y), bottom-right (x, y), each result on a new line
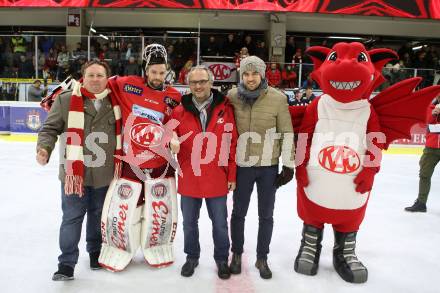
top-left (290, 42), bottom-right (440, 283)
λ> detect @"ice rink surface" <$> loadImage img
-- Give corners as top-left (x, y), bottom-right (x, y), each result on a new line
top-left (1, 140), bottom-right (439, 293)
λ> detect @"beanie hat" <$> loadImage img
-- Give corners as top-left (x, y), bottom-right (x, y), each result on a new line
top-left (240, 56), bottom-right (266, 79)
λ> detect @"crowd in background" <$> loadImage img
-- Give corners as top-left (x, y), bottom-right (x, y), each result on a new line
top-left (0, 32), bottom-right (439, 101)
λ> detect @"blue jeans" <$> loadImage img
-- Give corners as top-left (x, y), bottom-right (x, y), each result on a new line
top-left (230, 166), bottom-right (278, 260)
top-left (58, 184), bottom-right (108, 268)
top-left (181, 195), bottom-right (230, 262)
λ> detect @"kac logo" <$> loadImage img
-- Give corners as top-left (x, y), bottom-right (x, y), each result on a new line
top-left (208, 64), bottom-right (232, 81)
top-left (118, 183), bottom-right (133, 200)
top-left (130, 123), bottom-right (164, 148)
top-left (151, 183), bottom-right (167, 199)
top-left (318, 145), bottom-right (360, 174)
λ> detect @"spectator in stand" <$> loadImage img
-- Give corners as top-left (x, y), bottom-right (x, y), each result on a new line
top-left (42, 66), bottom-right (51, 81)
top-left (234, 47), bottom-right (250, 78)
top-left (288, 89), bottom-right (309, 106)
top-left (70, 56), bottom-right (87, 80)
top-left (281, 64), bottom-right (297, 88)
top-left (164, 63), bottom-right (176, 85)
top-left (222, 33), bottom-right (239, 57)
top-left (302, 86), bottom-right (316, 103)
top-left (398, 42), bottom-right (413, 61)
top-left (71, 42), bottom-right (86, 60)
top-left (37, 49), bottom-right (46, 77)
top-left (11, 33), bottom-right (27, 64)
top-left (266, 62), bottom-right (282, 88)
top-left (292, 48), bottom-right (303, 65)
top-left (56, 45), bottom-right (70, 81)
top-left (105, 41), bottom-right (121, 76)
top-left (27, 79), bottom-right (47, 102)
top-left (414, 50), bottom-right (430, 88)
top-left (433, 56), bottom-right (440, 86)
top-left (255, 41), bottom-right (268, 62)
top-left (285, 36), bottom-right (296, 63)
top-left (16, 54), bottom-right (34, 78)
top-left (123, 56), bottom-right (141, 76)
top-left (98, 44), bottom-right (108, 61)
top-left (242, 35), bottom-right (256, 55)
top-left (45, 47), bottom-right (58, 78)
top-left (301, 73), bottom-right (318, 89)
top-left (167, 44), bottom-right (175, 67)
top-left (178, 59), bottom-right (193, 84)
top-left (390, 63), bottom-right (407, 85)
top-left (203, 36), bottom-right (221, 56)
top-left (174, 38), bottom-right (191, 71)
top-left (305, 37), bottom-right (311, 50)
top-left (40, 36), bottom-right (54, 56)
top-left (401, 52), bottom-right (413, 69)
top-left (121, 42), bottom-right (135, 62)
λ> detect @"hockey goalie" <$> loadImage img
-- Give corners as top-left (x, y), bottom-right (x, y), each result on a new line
top-left (98, 44), bottom-right (182, 271)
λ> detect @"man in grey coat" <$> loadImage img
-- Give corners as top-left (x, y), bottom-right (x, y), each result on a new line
top-left (36, 60), bottom-right (117, 281)
top-left (27, 80), bottom-right (47, 102)
top-left (227, 56), bottom-right (295, 279)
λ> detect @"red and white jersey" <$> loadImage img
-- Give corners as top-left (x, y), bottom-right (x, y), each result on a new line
top-left (108, 75), bottom-right (181, 169)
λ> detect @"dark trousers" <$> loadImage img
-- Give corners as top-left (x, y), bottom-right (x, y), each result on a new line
top-left (418, 147), bottom-right (440, 203)
top-left (58, 184), bottom-right (108, 268)
top-left (231, 166), bottom-right (278, 260)
top-left (181, 195), bottom-right (230, 262)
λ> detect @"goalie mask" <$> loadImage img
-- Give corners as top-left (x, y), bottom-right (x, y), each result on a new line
top-left (143, 43), bottom-right (167, 69)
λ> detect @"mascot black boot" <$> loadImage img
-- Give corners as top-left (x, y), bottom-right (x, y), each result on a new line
top-left (333, 230), bottom-right (368, 283)
top-left (294, 224), bottom-right (323, 276)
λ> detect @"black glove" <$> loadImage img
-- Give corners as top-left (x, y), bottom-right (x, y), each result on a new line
top-left (275, 166), bottom-right (295, 188)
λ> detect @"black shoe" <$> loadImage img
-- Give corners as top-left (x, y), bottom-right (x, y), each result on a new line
top-left (216, 261), bottom-right (231, 279)
top-left (89, 251), bottom-right (102, 270)
top-left (229, 253), bottom-right (242, 274)
top-left (255, 259), bottom-right (272, 279)
top-left (52, 264), bottom-right (74, 281)
top-left (405, 200), bottom-right (427, 212)
top-left (294, 224), bottom-right (323, 276)
top-left (181, 258), bottom-right (199, 277)
top-left (333, 230), bottom-right (368, 284)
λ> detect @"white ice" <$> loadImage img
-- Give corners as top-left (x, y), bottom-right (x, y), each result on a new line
top-left (1, 140), bottom-right (439, 293)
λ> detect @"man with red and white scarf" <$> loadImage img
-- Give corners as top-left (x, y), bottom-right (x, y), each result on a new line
top-left (98, 44), bottom-right (182, 272)
top-left (37, 60), bottom-right (119, 281)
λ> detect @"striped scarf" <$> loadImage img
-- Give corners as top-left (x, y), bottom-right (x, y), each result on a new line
top-left (64, 80), bottom-right (123, 196)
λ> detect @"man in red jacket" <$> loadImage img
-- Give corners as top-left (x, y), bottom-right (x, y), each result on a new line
top-left (266, 62), bottom-right (282, 88)
top-left (405, 94), bottom-right (440, 212)
top-left (170, 65), bottom-right (238, 279)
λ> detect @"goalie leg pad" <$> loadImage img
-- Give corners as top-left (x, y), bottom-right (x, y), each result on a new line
top-left (141, 177), bottom-right (178, 267)
top-left (99, 177), bottom-right (143, 272)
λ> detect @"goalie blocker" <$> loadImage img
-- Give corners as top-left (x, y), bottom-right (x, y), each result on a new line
top-left (99, 176), bottom-right (178, 271)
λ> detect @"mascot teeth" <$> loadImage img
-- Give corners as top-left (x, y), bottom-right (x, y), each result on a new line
top-left (330, 80), bottom-right (360, 90)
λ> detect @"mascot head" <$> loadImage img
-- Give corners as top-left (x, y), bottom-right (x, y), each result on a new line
top-left (306, 42), bottom-right (397, 103)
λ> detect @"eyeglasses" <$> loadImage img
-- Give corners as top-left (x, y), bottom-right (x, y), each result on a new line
top-left (189, 79), bottom-right (209, 86)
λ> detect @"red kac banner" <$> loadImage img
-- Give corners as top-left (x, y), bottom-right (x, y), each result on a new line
top-left (1, 1), bottom-right (439, 19)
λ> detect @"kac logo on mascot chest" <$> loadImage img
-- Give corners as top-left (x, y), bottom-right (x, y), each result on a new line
top-left (130, 123), bottom-right (164, 148)
top-left (318, 145), bottom-right (360, 174)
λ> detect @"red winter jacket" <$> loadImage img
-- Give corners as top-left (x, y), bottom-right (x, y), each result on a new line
top-left (266, 69), bottom-right (282, 88)
top-left (425, 100), bottom-right (440, 149)
top-left (171, 89), bottom-right (238, 198)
